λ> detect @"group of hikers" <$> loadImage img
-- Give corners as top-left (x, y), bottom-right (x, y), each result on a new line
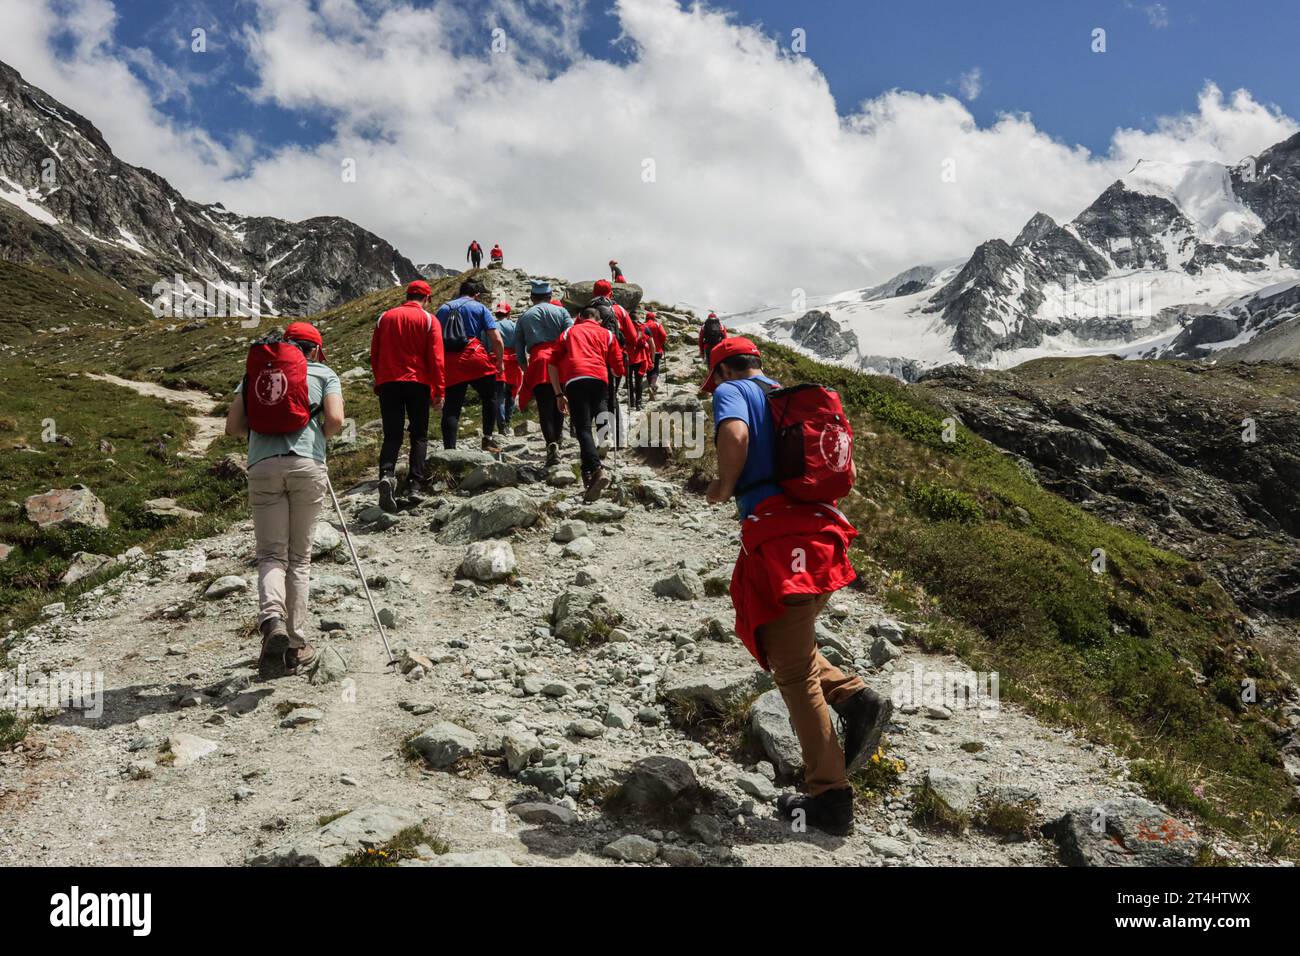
top-left (225, 265), bottom-right (890, 838)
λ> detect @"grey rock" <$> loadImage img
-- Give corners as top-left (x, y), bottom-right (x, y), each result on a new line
top-left (310, 522), bottom-right (342, 558)
top-left (603, 834), bottom-right (658, 863)
top-left (663, 669), bottom-right (768, 715)
top-left (61, 551), bottom-right (115, 586)
top-left (458, 539), bottom-right (517, 582)
top-left (502, 730), bottom-right (541, 773)
top-left (619, 756), bottom-right (700, 809)
top-left (203, 575), bottom-right (247, 600)
top-left (24, 486), bottom-right (108, 530)
top-left (437, 487), bottom-right (540, 543)
top-left (735, 772), bottom-right (777, 803)
top-left (1047, 798), bottom-right (1200, 867)
top-left (510, 802), bottom-right (577, 825)
top-left (750, 690), bottom-right (803, 776)
top-left (249, 805), bottom-right (424, 867)
top-left (604, 703), bottom-right (635, 729)
top-left (551, 588), bottom-right (621, 645)
top-left (924, 768), bottom-right (978, 814)
top-left (553, 520), bottom-right (588, 544)
top-left (653, 569), bottom-right (703, 601)
top-left (460, 461), bottom-right (520, 492)
top-left (869, 636), bottom-right (903, 666)
top-left (408, 722), bottom-right (481, 769)
top-left (308, 646), bottom-right (348, 685)
top-left (280, 707), bottom-right (324, 728)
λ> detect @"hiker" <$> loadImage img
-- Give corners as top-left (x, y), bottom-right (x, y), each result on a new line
top-left (490, 243), bottom-right (504, 266)
top-left (586, 279), bottom-right (636, 446)
top-left (699, 310), bottom-right (727, 359)
top-left (370, 279), bottom-right (445, 511)
top-left (515, 280), bottom-right (573, 466)
top-left (493, 302), bottom-right (523, 432)
top-left (467, 240), bottom-right (483, 269)
top-left (436, 279), bottom-right (506, 451)
top-left (627, 310), bottom-right (653, 411)
top-left (644, 310), bottom-right (667, 398)
top-left (609, 259), bottom-right (626, 284)
top-left (701, 337), bottom-right (891, 836)
top-left (549, 306), bottom-right (625, 501)
top-left (225, 322), bottom-right (345, 680)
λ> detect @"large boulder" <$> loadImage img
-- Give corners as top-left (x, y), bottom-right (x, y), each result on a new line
top-left (563, 280), bottom-right (643, 317)
top-left (143, 497), bottom-right (203, 521)
top-left (436, 488), bottom-right (540, 543)
top-left (426, 448), bottom-right (495, 478)
top-left (460, 461), bottom-right (520, 492)
top-left (25, 486), bottom-right (108, 530)
top-left (1046, 797), bottom-right (1200, 867)
top-left (310, 522), bottom-right (342, 558)
top-left (248, 805), bottom-right (423, 867)
top-left (616, 756), bottom-right (701, 813)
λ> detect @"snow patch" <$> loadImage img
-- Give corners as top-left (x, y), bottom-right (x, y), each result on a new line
top-left (1121, 159), bottom-right (1264, 245)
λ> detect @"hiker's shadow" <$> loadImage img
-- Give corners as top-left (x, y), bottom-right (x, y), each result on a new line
top-left (43, 677), bottom-right (274, 730)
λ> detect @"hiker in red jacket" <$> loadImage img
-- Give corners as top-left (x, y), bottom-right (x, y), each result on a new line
top-left (609, 259), bottom-right (626, 284)
top-left (490, 243), bottom-right (504, 266)
top-left (627, 311), bottom-right (654, 411)
top-left (466, 240), bottom-right (483, 269)
top-left (643, 311), bottom-right (667, 398)
top-left (370, 280), bottom-right (446, 511)
top-left (548, 306), bottom-right (625, 501)
top-left (702, 337), bottom-right (891, 836)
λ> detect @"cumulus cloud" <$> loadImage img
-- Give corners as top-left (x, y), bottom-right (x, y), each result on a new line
top-left (0, 0), bottom-right (1296, 312)
top-left (958, 67), bottom-right (982, 102)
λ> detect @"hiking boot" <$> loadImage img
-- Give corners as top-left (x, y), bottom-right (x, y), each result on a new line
top-left (378, 476), bottom-right (398, 514)
top-left (777, 787), bottom-right (854, 836)
top-left (835, 687), bottom-right (894, 775)
top-left (481, 435), bottom-right (502, 453)
top-left (285, 637), bottom-right (318, 675)
top-left (545, 442), bottom-right (560, 468)
top-left (583, 466), bottom-right (610, 503)
top-left (257, 617), bottom-right (290, 681)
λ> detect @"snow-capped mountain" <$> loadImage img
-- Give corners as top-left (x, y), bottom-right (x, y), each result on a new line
top-left (0, 60), bottom-right (420, 317)
top-left (738, 132), bottom-right (1300, 378)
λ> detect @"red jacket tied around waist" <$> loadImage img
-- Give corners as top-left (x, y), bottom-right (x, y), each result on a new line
top-left (731, 494), bottom-right (859, 669)
top-left (370, 303), bottom-right (445, 397)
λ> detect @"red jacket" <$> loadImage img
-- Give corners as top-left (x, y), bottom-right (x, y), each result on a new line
top-left (731, 495), bottom-right (859, 669)
top-left (628, 321), bottom-right (654, 371)
top-left (553, 320), bottom-right (625, 387)
top-left (370, 302), bottom-right (445, 396)
top-left (613, 303), bottom-right (636, 355)
top-left (490, 245), bottom-right (503, 260)
top-left (645, 318), bottom-right (667, 354)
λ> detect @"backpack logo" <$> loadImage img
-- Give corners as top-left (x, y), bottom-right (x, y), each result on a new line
top-left (819, 423), bottom-right (852, 472)
top-left (254, 368), bottom-right (289, 406)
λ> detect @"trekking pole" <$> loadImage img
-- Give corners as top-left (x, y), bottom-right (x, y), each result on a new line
top-left (323, 472), bottom-right (396, 667)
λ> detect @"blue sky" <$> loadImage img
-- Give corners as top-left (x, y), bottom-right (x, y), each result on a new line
top-left (97, 0), bottom-right (1300, 163)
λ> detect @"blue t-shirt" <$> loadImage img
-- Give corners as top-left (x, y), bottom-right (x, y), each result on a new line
top-left (712, 374), bottom-right (782, 518)
top-left (496, 317), bottom-right (518, 350)
top-left (436, 296), bottom-right (498, 343)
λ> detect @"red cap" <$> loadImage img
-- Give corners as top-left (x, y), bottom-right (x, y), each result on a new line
top-left (493, 302), bottom-right (512, 316)
top-left (699, 336), bottom-right (760, 393)
top-left (285, 321), bottom-right (326, 361)
top-left (593, 279), bottom-right (612, 297)
top-left (646, 311), bottom-right (656, 319)
top-left (407, 279), bottom-right (432, 298)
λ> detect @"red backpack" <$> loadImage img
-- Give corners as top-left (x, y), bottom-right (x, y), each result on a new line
top-left (754, 382), bottom-right (855, 503)
top-left (243, 332), bottom-right (315, 435)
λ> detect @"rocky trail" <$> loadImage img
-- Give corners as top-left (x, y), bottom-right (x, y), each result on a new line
top-left (0, 337), bottom-right (1244, 868)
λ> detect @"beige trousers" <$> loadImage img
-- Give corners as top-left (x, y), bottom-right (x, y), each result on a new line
top-left (247, 455), bottom-right (327, 641)
top-left (756, 593), bottom-right (866, 796)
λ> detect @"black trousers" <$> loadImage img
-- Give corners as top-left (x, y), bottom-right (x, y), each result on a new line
top-left (470, 254), bottom-right (482, 268)
top-left (629, 365), bottom-right (644, 409)
top-left (567, 377), bottom-right (609, 476)
top-left (441, 373), bottom-right (497, 448)
top-left (649, 351), bottom-right (663, 383)
top-left (533, 383), bottom-right (565, 446)
top-left (378, 381), bottom-right (430, 484)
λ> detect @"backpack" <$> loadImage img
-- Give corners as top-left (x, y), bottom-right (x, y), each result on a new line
top-left (442, 300), bottom-right (471, 352)
top-left (243, 330), bottom-right (316, 435)
top-left (741, 382), bottom-right (855, 504)
top-left (590, 297), bottom-right (625, 349)
top-left (701, 316), bottom-right (725, 353)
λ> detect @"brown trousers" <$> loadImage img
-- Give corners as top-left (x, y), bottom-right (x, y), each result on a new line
top-left (756, 593), bottom-right (865, 795)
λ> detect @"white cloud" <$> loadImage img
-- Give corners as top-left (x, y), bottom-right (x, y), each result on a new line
top-left (0, 0), bottom-right (1296, 312)
top-left (958, 67), bottom-right (982, 102)
top-left (1144, 3), bottom-right (1170, 29)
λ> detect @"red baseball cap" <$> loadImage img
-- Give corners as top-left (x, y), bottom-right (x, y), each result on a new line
top-left (593, 279), bottom-right (613, 297)
top-left (699, 336), bottom-right (760, 393)
top-left (493, 302), bottom-right (512, 316)
top-left (645, 311), bottom-right (656, 319)
top-left (407, 279), bottom-right (432, 298)
top-left (285, 321), bottom-right (326, 361)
